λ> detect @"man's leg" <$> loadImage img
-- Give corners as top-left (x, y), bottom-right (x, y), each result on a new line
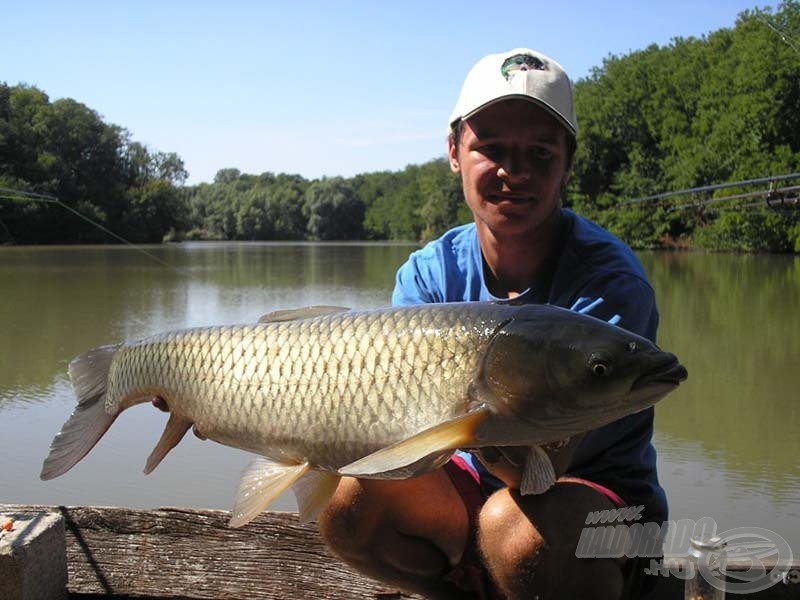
top-left (318, 469), bottom-right (477, 600)
top-left (320, 468), bottom-right (630, 600)
top-left (478, 481), bottom-right (627, 600)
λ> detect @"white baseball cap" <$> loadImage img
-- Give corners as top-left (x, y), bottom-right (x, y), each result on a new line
top-left (449, 48), bottom-right (578, 136)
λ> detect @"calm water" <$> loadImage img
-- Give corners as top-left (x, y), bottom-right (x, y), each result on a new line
top-left (1, 243), bottom-right (798, 552)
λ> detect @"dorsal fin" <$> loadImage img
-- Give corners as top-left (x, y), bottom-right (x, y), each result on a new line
top-left (258, 306), bottom-right (350, 323)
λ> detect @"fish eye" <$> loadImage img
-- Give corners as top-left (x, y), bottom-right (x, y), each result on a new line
top-left (589, 352), bottom-right (613, 377)
top-left (592, 362), bottom-right (609, 376)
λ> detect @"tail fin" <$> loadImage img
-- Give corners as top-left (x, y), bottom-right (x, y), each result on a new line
top-left (40, 344), bottom-right (121, 480)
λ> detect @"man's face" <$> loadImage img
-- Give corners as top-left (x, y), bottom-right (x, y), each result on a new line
top-left (448, 99), bottom-right (572, 239)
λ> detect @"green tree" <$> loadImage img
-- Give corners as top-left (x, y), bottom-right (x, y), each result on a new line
top-left (121, 179), bottom-right (185, 243)
top-left (569, 1), bottom-right (800, 251)
top-left (415, 158), bottom-right (465, 241)
top-left (214, 168), bottom-right (241, 185)
top-left (304, 177), bottom-right (364, 240)
top-left (0, 83), bottom-right (188, 244)
top-left (269, 174), bottom-right (307, 239)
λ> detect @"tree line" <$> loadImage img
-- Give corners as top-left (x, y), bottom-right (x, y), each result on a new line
top-left (2, 1), bottom-right (799, 251)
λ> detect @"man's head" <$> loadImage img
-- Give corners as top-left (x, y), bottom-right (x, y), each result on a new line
top-left (449, 48), bottom-right (577, 159)
top-left (448, 49), bottom-right (577, 240)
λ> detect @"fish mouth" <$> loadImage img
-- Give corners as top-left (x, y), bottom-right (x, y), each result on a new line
top-left (632, 355), bottom-right (688, 390)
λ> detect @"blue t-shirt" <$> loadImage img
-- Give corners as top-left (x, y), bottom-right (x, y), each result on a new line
top-left (392, 209), bottom-right (667, 523)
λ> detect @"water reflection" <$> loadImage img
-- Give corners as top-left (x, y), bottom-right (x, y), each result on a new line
top-left (641, 252), bottom-right (800, 547)
top-left (1, 244), bottom-right (798, 549)
top-left (642, 253), bottom-right (800, 486)
top-left (0, 242), bottom-right (416, 402)
top-left (0, 242), bottom-right (417, 513)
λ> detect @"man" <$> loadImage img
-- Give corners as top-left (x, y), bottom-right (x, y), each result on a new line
top-left (319, 48), bottom-right (664, 599)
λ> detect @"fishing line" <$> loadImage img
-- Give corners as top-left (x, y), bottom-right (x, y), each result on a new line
top-left (0, 215), bottom-right (15, 244)
top-left (0, 188), bottom-right (184, 275)
top-left (757, 14), bottom-right (800, 56)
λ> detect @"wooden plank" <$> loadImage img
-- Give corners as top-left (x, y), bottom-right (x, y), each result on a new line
top-left (654, 557), bottom-right (800, 600)
top-left (1, 505), bottom-right (419, 599)
top-left (3, 505), bottom-right (799, 599)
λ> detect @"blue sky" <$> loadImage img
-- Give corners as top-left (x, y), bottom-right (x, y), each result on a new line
top-left (3, 1), bottom-right (780, 184)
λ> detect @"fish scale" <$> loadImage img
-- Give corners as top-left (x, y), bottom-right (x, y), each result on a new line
top-left (41, 301), bottom-right (687, 527)
top-left (105, 305), bottom-right (493, 467)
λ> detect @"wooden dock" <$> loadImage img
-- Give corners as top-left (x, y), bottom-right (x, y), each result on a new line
top-left (2, 504), bottom-right (798, 599)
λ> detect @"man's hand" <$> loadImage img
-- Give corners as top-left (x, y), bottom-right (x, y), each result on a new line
top-left (473, 446), bottom-right (528, 488)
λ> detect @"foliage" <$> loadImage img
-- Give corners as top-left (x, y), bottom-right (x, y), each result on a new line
top-left (791, 221), bottom-right (800, 252)
top-left (693, 209), bottom-right (797, 252)
top-left (121, 179), bottom-right (188, 243)
top-left (304, 177), bottom-right (364, 240)
top-left (0, 84), bottom-right (185, 244)
top-left (2, 2), bottom-right (800, 251)
top-left (183, 170), bottom-right (309, 240)
top-left (569, 1), bottom-right (800, 252)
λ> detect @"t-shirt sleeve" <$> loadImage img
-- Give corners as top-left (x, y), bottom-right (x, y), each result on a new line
top-left (392, 251), bottom-right (442, 306)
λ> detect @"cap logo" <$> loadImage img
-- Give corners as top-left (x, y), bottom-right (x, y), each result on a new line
top-left (501, 54), bottom-right (546, 80)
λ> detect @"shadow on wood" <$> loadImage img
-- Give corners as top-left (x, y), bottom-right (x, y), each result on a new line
top-left (2, 505), bottom-right (419, 599)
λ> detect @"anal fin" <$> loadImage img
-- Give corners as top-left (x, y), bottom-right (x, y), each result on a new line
top-left (144, 412), bottom-right (193, 474)
top-left (292, 471), bottom-right (341, 524)
top-left (229, 457), bottom-right (309, 528)
top-left (339, 408), bottom-right (490, 477)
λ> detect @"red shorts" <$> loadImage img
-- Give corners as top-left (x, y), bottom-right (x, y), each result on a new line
top-left (442, 455), bottom-right (626, 600)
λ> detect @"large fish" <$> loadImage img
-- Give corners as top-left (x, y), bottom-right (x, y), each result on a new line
top-left (41, 302), bottom-right (687, 527)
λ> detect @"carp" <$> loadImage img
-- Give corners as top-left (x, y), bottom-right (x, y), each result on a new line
top-left (41, 302), bottom-right (687, 527)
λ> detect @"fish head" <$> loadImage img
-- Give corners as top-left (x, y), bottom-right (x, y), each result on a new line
top-left (477, 305), bottom-right (687, 434)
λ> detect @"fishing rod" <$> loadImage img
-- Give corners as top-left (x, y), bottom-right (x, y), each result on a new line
top-left (621, 173), bottom-right (800, 206)
top-left (668, 184), bottom-right (800, 212)
top-left (619, 174), bottom-right (800, 216)
top-left (0, 187), bottom-right (183, 274)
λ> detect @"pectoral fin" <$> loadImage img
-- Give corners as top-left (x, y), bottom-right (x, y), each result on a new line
top-left (229, 458), bottom-right (309, 528)
top-left (520, 445), bottom-right (556, 495)
top-left (338, 408), bottom-right (491, 477)
top-left (144, 413), bottom-right (193, 474)
top-left (258, 306), bottom-right (350, 323)
top-left (291, 471), bottom-right (341, 524)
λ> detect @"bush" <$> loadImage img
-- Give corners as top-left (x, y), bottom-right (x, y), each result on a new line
top-left (692, 210), bottom-right (795, 252)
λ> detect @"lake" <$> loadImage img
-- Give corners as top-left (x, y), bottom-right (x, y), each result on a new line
top-left (1, 242), bottom-right (798, 553)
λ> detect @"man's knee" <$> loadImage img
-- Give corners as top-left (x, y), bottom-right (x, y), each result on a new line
top-left (478, 488), bottom-right (548, 584)
top-left (318, 471), bottom-right (469, 572)
top-left (318, 477), bottom-right (379, 562)
top-left (478, 485), bottom-right (625, 599)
